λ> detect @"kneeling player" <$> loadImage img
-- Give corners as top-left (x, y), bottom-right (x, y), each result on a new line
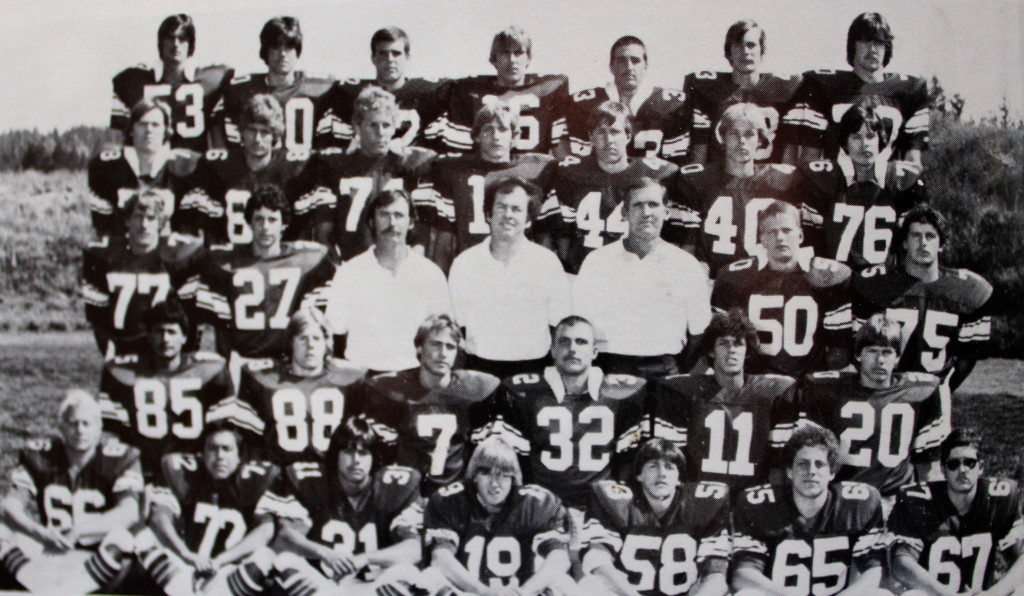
top-left (421, 437), bottom-right (576, 595)
top-left (0, 390), bottom-right (142, 594)
top-left (271, 416), bottom-right (424, 595)
top-left (731, 423), bottom-right (892, 596)
top-left (889, 428), bottom-right (1024, 596)
top-left (579, 437), bottom-right (731, 596)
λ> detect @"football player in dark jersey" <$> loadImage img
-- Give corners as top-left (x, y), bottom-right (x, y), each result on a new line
top-left (214, 17), bottom-right (334, 153)
top-left (781, 12), bottom-right (929, 167)
top-left (802, 315), bottom-right (948, 511)
top-left (802, 104), bottom-right (926, 271)
top-left (314, 27), bottom-right (448, 152)
top-left (438, 25), bottom-right (569, 155)
top-left (852, 205), bottom-right (992, 392)
top-left (712, 200), bottom-right (852, 377)
top-left (270, 416), bottom-right (425, 595)
top-left (890, 429), bottom-right (1024, 595)
top-left (193, 184), bottom-right (335, 388)
top-left (731, 423), bottom-right (892, 596)
top-left (683, 20), bottom-right (801, 165)
top-left (360, 314), bottom-right (500, 495)
top-left (565, 36), bottom-right (688, 164)
top-left (111, 14), bottom-right (233, 154)
top-left (99, 300), bottom-right (233, 480)
top-left (653, 309), bottom-right (799, 490)
top-left (416, 101), bottom-right (556, 272)
top-left (82, 189), bottom-right (205, 360)
top-left (139, 421), bottom-right (281, 595)
top-left (578, 437), bottom-right (731, 596)
top-left (0, 390), bottom-right (142, 593)
top-left (421, 437), bottom-right (576, 594)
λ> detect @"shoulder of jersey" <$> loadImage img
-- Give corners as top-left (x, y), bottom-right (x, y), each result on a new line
top-left (719, 256), bottom-right (759, 277)
top-left (982, 477), bottom-right (1020, 502)
top-left (402, 146), bottom-right (437, 168)
top-left (159, 234), bottom-right (205, 262)
top-left (684, 70), bottom-right (727, 89)
top-left (648, 86), bottom-right (685, 105)
top-left (529, 73), bottom-right (568, 89)
top-left (885, 160), bottom-right (923, 191)
top-left (514, 483), bottom-right (560, 506)
top-left (748, 373), bottom-right (798, 394)
top-left (896, 480), bottom-right (934, 502)
top-left (373, 465), bottom-right (422, 511)
top-left (687, 480), bottom-right (730, 502)
top-left (325, 360), bottom-right (368, 386)
top-left (805, 369), bottom-right (858, 388)
top-left (571, 86), bottom-right (610, 105)
top-left (504, 371), bottom-right (549, 392)
top-left (94, 147), bottom-right (125, 163)
top-left (283, 148), bottom-right (312, 163)
top-left (800, 159), bottom-right (840, 180)
top-left (516, 152), bottom-right (558, 167)
top-left (98, 435), bottom-right (139, 464)
top-left (298, 72), bottom-right (337, 95)
top-left (806, 256), bottom-right (852, 288)
top-left (675, 163), bottom-right (712, 186)
top-left (448, 370), bottom-right (501, 402)
top-left (238, 460), bottom-right (279, 490)
top-left (113, 64), bottom-right (155, 85)
top-left (591, 481), bottom-right (634, 521)
top-left (21, 436), bottom-right (59, 462)
top-left (738, 483), bottom-right (780, 510)
top-left (757, 163), bottom-right (800, 190)
top-left (285, 460), bottom-right (325, 488)
top-left (834, 480), bottom-right (882, 508)
top-left (167, 149), bottom-right (202, 176)
top-left (196, 64), bottom-right (232, 83)
top-left (655, 372), bottom-right (716, 395)
top-left (883, 71), bottom-right (926, 87)
top-left (228, 72), bottom-right (257, 87)
top-left (940, 267), bottom-right (993, 310)
top-left (600, 373), bottom-right (647, 399)
top-left (283, 240), bottom-right (330, 257)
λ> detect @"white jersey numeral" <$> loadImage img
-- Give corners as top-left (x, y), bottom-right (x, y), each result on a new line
top-left (133, 377), bottom-right (204, 440)
top-left (270, 387), bottom-right (345, 453)
top-left (701, 410), bottom-right (755, 476)
top-left (832, 204), bottom-right (896, 264)
top-left (339, 177), bottom-right (404, 232)
top-left (193, 502), bottom-right (246, 558)
top-left (284, 97), bottom-right (315, 151)
top-left (839, 401), bottom-right (916, 468)
top-left (619, 533), bottom-right (698, 595)
top-left (233, 267), bottom-right (301, 331)
top-left (536, 405), bottom-right (614, 472)
top-left (106, 272), bottom-right (171, 330)
top-left (576, 192), bottom-right (626, 249)
top-left (770, 536), bottom-right (850, 596)
top-left (749, 294), bottom-right (819, 357)
top-left (416, 413), bottom-right (458, 476)
top-left (143, 83), bottom-right (204, 138)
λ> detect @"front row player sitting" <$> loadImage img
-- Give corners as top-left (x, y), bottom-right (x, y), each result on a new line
top-left (579, 437), bottom-right (732, 596)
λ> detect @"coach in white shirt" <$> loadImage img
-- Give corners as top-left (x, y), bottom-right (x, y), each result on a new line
top-left (449, 177), bottom-right (571, 379)
top-left (326, 189), bottom-right (451, 373)
top-left (574, 176), bottom-right (711, 377)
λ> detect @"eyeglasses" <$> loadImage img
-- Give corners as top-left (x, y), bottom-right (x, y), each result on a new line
top-left (944, 458), bottom-right (978, 471)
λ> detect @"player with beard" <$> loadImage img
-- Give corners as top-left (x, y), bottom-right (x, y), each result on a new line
top-left (578, 438), bottom-right (731, 596)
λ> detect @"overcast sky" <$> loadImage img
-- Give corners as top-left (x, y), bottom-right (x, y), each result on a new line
top-left (1, 0), bottom-right (1021, 132)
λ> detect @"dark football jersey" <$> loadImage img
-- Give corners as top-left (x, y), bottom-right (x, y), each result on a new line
top-left (548, 155), bottom-right (678, 274)
top-left (88, 146), bottom-right (197, 239)
top-left (712, 254), bottom-right (853, 377)
top-left (682, 71), bottom-right (802, 165)
top-left (652, 374), bottom-right (798, 489)
top-left (582, 480), bottom-right (731, 596)
top-left (193, 241), bottom-right (335, 359)
top-left (314, 77), bottom-right (449, 152)
top-left (150, 453), bottom-right (279, 558)
top-left (234, 360), bottom-right (366, 463)
top-left (488, 368), bottom-right (648, 508)
top-left (172, 147), bottom-right (313, 247)
top-left (802, 158), bottom-right (926, 270)
top-left (440, 74), bottom-right (569, 154)
top-left (801, 371), bottom-right (946, 496)
top-left (98, 353), bottom-right (233, 478)
top-left (81, 235), bottom-right (205, 358)
top-left (358, 369), bottom-right (500, 495)
top-left (889, 478), bottom-right (1024, 592)
top-left (416, 152), bottom-right (556, 272)
top-left (273, 461), bottom-right (422, 555)
top-left (732, 482), bottom-right (888, 596)
top-left (9, 435), bottom-right (143, 545)
top-left (781, 70), bottom-right (929, 163)
top-left (111, 63), bottom-right (234, 153)
top-left (424, 481), bottom-right (569, 589)
top-left (565, 85), bottom-right (689, 163)
top-left (298, 146), bottom-right (435, 259)
top-left (216, 71), bottom-right (335, 152)
top-left (852, 266), bottom-right (993, 382)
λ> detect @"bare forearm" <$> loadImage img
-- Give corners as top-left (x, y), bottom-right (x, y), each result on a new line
top-left (433, 547), bottom-right (488, 594)
top-left (591, 564), bottom-right (641, 596)
top-left (150, 508), bottom-right (196, 560)
top-left (364, 537), bottom-right (421, 569)
top-left (692, 572), bottom-right (728, 596)
top-left (984, 548), bottom-right (1024, 596)
top-left (277, 525), bottom-right (335, 561)
top-left (521, 548), bottom-right (570, 594)
top-left (2, 495), bottom-right (50, 543)
top-left (212, 520), bottom-right (274, 568)
top-left (732, 565), bottom-right (789, 596)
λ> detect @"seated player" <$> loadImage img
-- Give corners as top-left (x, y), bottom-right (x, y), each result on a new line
top-left (89, 97), bottom-right (196, 239)
top-left (565, 35), bottom-right (688, 164)
top-left (438, 25), bottom-right (569, 156)
top-left (781, 12), bottom-right (929, 167)
top-left (578, 438), bottom-right (731, 596)
top-left (270, 416), bottom-right (424, 595)
top-left (228, 308), bottom-right (365, 464)
top-left (671, 102), bottom-right (810, 278)
top-left (175, 93), bottom-right (320, 247)
top-left (802, 315), bottom-right (948, 511)
top-left (802, 104), bottom-right (927, 271)
top-left (420, 437), bottom-right (576, 595)
top-left (0, 390), bottom-right (142, 594)
top-left (359, 314), bottom-right (499, 495)
top-left (99, 299), bottom-right (233, 480)
top-left (193, 184), bottom-right (335, 388)
top-left (853, 205), bottom-right (992, 392)
top-left (712, 200), bottom-right (852, 377)
top-left (889, 428), bottom-right (1024, 595)
top-left (653, 309), bottom-right (798, 491)
top-left (138, 421), bottom-right (280, 596)
top-left (314, 26), bottom-right (447, 152)
top-left (415, 100), bottom-right (556, 273)
top-left (683, 20), bottom-right (801, 165)
top-left (82, 189), bottom-right (205, 360)
top-left (731, 423), bottom-right (892, 596)
top-left (110, 14), bottom-right (233, 154)
top-left (214, 16), bottom-right (334, 152)
top-left (548, 100), bottom-right (678, 274)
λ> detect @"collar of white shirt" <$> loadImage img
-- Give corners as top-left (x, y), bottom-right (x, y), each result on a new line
top-left (543, 366), bottom-right (604, 403)
top-left (122, 145), bottom-right (173, 179)
top-left (604, 80), bottom-right (655, 116)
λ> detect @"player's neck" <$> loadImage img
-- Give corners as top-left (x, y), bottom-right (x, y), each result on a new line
top-left (792, 489), bottom-right (828, 519)
top-left (266, 70), bottom-right (297, 88)
top-left (725, 158), bottom-right (756, 178)
top-left (731, 70), bottom-right (761, 88)
top-left (489, 233), bottom-right (526, 262)
top-left (128, 237), bottom-right (159, 255)
top-left (496, 75), bottom-right (526, 89)
top-left (904, 261), bottom-right (940, 283)
top-left (766, 256), bottom-right (800, 273)
top-left (858, 372), bottom-right (893, 390)
top-left (161, 60), bottom-right (188, 83)
top-left (245, 151), bottom-right (273, 172)
top-left (714, 368), bottom-right (744, 390)
top-left (624, 234), bottom-right (660, 259)
top-left (559, 369), bottom-right (590, 395)
top-left (946, 485), bottom-right (978, 516)
top-left (155, 353), bottom-right (184, 373)
top-left (597, 157), bottom-right (629, 174)
top-left (339, 475), bottom-right (371, 502)
top-left (289, 361), bottom-right (324, 378)
top-left (854, 66), bottom-right (885, 84)
top-left (374, 241), bottom-right (409, 272)
top-left (418, 366), bottom-right (451, 390)
top-left (253, 241), bottom-right (283, 259)
top-left (377, 76), bottom-right (406, 92)
top-left (65, 445), bottom-right (96, 476)
top-left (616, 84), bottom-right (638, 109)
top-left (642, 488), bottom-right (675, 518)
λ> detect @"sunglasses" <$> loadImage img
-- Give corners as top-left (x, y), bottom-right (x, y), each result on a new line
top-left (944, 458), bottom-right (979, 471)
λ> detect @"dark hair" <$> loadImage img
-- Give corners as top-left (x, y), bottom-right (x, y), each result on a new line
top-left (588, 100), bottom-right (633, 138)
top-left (365, 189), bottom-right (416, 240)
top-left (705, 308), bottom-right (760, 358)
top-left (371, 27), bottom-right (410, 55)
top-left (632, 438), bottom-right (686, 486)
top-left (838, 104), bottom-right (892, 152)
top-left (853, 313), bottom-right (902, 357)
top-left (260, 17), bottom-right (303, 63)
top-left (200, 420), bottom-right (247, 462)
top-left (610, 35), bottom-right (647, 65)
top-left (326, 415), bottom-right (381, 481)
top-left (158, 14), bottom-right (196, 58)
top-left (782, 422), bottom-right (842, 472)
top-left (124, 98), bottom-right (173, 145)
top-left (847, 12), bottom-right (894, 67)
top-left (553, 315), bottom-right (596, 340)
top-left (144, 299), bottom-right (190, 338)
top-left (413, 313), bottom-right (463, 350)
top-left (484, 176), bottom-right (541, 222)
top-left (244, 183), bottom-right (292, 227)
top-left (940, 428), bottom-right (983, 463)
top-left (724, 19), bottom-right (765, 59)
top-left (894, 204), bottom-right (947, 260)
